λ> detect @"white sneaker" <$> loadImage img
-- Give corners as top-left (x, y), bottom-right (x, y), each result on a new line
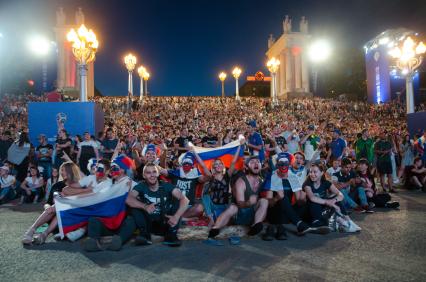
top-left (349, 219), bottom-right (362, 231)
top-left (66, 228), bottom-right (86, 242)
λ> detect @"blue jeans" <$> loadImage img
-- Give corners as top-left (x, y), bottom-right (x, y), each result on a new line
top-left (0, 186), bottom-right (15, 201)
top-left (340, 187), bottom-right (358, 209)
top-left (38, 161), bottom-right (52, 179)
top-left (352, 187), bottom-right (368, 206)
top-left (201, 195), bottom-right (227, 220)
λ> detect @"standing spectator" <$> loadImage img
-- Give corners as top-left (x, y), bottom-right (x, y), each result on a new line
top-left (101, 128), bottom-right (118, 160)
top-left (77, 132), bottom-right (100, 175)
top-left (375, 130), bottom-right (395, 193)
top-left (201, 127), bottom-right (219, 148)
top-left (0, 131), bottom-right (13, 162)
top-left (398, 134), bottom-right (414, 179)
top-left (301, 125), bottom-right (320, 162)
top-left (7, 132), bottom-right (32, 182)
top-left (328, 129), bottom-right (346, 161)
top-left (55, 129), bottom-right (72, 168)
top-left (36, 134), bottom-right (53, 179)
top-left (355, 129), bottom-right (374, 164)
top-left (174, 128), bottom-right (193, 156)
top-left (247, 120), bottom-right (265, 162)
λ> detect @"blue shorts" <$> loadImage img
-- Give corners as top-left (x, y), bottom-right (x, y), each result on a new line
top-left (234, 206), bottom-right (255, 226)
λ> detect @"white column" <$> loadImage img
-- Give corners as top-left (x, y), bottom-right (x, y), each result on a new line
top-left (295, 54), bottom-right (302, 90)
top-left (301, 53), bottom-right (310, 92)
top-left (235, 78), bottom-right (240, 101)
top-left (79, 64), bottom-right (87, 102)
top-left (406, 75), bottom-right (415, 113)
top-left (145, 79), bottom-right (148, 96)
top-left (285, 49), bottom-right (292, 93)
top-left (279, 52), bottom-right (286, 97)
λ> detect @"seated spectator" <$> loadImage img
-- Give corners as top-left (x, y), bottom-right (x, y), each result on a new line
top-left (20, 166), bottom-right (44, 204)
top-left (0, 164), bottom-right (16, 204)
top-left (205, 156), bottom-right (269, 244)
top-left (21, 162), bottom-right (81, 245)
top-left (410, 157), bottom-right (426, 191)
top-left (303, 163), bottom-right (361, 233)
top-left (83, 158), bottom-right (136, 251)
top-left (332, 158), bottom-right (371, 212)
top-left (125, 163), bottom-right (189, 247)
top-left (263, 153), bottom-right (315, 240)
top-left (202, 141), bottom-right (243, 228)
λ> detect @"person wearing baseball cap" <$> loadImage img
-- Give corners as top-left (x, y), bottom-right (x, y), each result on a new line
top-left (0, 165), bottom-right (16, 204)
top-left (262, 153), bottom-right (315, 239)
top-left (160, 146), bottom-right (212, 220)
top-left (83, 157), bottom-right (137, 252)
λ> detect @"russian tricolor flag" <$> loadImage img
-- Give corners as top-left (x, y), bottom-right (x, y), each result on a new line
top-left (55, 179), bottom-right (129, 238)
top-left (179, 139), bottom-right (245, 171)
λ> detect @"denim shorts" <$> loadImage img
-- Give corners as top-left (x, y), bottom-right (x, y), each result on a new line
top-left (234, 206), bottom-right (255, 226)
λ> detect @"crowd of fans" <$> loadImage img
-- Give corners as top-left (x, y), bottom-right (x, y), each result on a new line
top-left (1, 93), bottom-right (426, 250)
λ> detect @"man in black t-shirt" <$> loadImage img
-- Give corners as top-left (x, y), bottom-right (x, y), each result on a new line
top-left (36, 134), bottom-right (53, 179)
top-left (126, 163), bottom-right (189, 247)
top-left (174, 128), bottom-right (193, 156)
top-left (101, 128), bottom-right (118, 160)
top-left (0, 131), bottom-right (13, 162)
top-left (332, 158), bottom-right (369, 212)
top-left (201, 127), bottom-right (219, 148)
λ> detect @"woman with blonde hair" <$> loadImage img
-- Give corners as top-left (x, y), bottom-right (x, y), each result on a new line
top-left (22, 161), bottom-right (81, 245)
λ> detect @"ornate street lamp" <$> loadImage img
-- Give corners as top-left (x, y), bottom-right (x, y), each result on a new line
top-left (67, 24), bottom-right (99, 102)
top-left (124, 53), bottom-right (137, 108)
top-left (137, 66), bottom-right (146, 102)
top-left (218, 72), bottom-right (227, 98)
top-left (266, 57), bottom-right (280, 106)
top-left (389, 36), bottom-right (426, 113)
top-left (232, 67), bottom-right (242, 101)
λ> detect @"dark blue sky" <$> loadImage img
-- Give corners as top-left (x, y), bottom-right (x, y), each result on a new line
top-left (0, 0), bottom-right (425, 96)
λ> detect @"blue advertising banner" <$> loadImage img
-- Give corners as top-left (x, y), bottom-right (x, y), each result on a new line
top-left (365, 46), bottom-right (391, 104)
top-left (28, 102), bottom-right (104, 145)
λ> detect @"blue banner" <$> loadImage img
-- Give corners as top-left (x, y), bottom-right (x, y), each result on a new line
top-left (28, 102), bottom-right (104, 145)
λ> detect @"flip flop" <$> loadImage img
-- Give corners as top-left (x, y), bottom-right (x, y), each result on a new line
top-left (203, 238), bottom-right (224, 246)
top-left (229, 236), bottom-right (241, 245)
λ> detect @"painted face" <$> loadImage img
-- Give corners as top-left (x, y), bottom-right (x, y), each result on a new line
top-left (96, 164), bottom-right (106, 179)
top-left (276, 162), bottom-right (289, 173)
top-left (182, 163), bottom-right (193, 173)
top-left (110, 165), bottom-right (121, 178)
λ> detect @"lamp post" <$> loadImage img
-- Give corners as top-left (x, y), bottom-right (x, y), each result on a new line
top-left (143, 71), bottom-right (150, 97)
top-left (137, 66), bottom-right (146, 102)
top-left (124, 53), bottom-right (137, 110)
top-left (266, 57), bottom-right (280, 106)
top-left (389, 36), bottom-right (426, 113)
top-left (219, 72), bottom-right (227, 98)
top-left (67, 24), bottom-right (99, 102)
top-left (232, 67), bottom-right (242, 101)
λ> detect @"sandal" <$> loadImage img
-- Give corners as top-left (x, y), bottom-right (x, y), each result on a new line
top-left (33, 232), bottom-right (47, 245)
top-left (22, 229), bottom-right (34, 245)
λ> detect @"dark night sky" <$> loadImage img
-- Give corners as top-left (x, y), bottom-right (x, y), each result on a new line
top-left (0, 0), bottom-right (425, 96)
